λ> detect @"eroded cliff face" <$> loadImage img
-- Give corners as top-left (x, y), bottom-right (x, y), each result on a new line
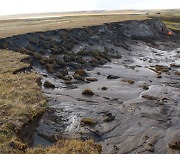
top-left (0, 19), bottom-right (179, 154)
top-left (0, 19), bottom-right (178, 76)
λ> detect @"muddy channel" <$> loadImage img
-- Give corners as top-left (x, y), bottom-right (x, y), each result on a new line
top-left (33, 42), bottom-right (180, 154)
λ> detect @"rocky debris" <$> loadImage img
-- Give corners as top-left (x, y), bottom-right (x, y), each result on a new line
top-left (107, 75), bottom-right (120, 79)
top-left (82, 89), bottom-right (94, 96)
top-left (44, 81), bottom-right (55, 89)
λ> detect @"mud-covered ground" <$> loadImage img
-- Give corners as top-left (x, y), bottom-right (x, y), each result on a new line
top-left (0, 19), bottom-right (179, 153)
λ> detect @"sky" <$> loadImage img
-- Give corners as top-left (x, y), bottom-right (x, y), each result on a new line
top-left (0, 0), bottom-right (179, 16)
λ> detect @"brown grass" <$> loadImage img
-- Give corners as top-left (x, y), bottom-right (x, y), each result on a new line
top-left (27, 139), bottom-right (102, 154)
top-left (81, 118), bottom-right (97, 126)
top-left (0, 50), bottom-right (46, 153)
top-left (0, 14), bottom-right (147, 38)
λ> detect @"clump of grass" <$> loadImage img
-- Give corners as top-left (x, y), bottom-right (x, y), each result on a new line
top-left (174, 71), bottom-right (180, 76)
top-left (27, 139), bottom-right (102, 154)
top-left (81, 118), bottom-right (97, 126)
top-left (75, 69), bottom-right (87, 76)
top-left (122, 79), bottom-right (135, 84)
top-left (101, 86), bottom-right (108, 90)
top-left (44, 80), bottom-right (55, 89)
top-left (82, 89), bottom-right (94, 96)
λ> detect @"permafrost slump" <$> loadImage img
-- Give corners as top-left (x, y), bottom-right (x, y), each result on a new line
top-left (0, 19), bottom-right (180, 153)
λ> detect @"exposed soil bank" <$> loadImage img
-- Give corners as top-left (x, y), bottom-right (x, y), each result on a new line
top-left (0, 19), bottom-right (179, 153)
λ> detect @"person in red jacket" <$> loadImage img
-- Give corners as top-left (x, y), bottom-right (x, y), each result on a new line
top-left (168, 31), bottom-right (172, 36)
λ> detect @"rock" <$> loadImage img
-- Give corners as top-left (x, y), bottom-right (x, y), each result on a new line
top-left (107, 75), bottom-right (120, 79)
top-left (103, 112), bottom-right (115, 122)
top-left (86, 77), bottom-right (98, 82)
top-left (82, 89), bottom-right (94, 96)
top-left (81, 118), bottom-right (97, 126)
top-left (101, 86), bottom-right (108, 90)
top-left (44, 81), bottom-right (55, 89)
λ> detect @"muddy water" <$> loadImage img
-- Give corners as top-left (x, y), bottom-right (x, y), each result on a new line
top-left (33, 42), bottom-right (180, 153)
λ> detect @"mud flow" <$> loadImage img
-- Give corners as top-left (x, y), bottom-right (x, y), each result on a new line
top-left (0, 19), bottom-right (179, 153)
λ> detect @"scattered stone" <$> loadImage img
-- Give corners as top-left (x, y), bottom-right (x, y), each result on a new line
top-left (82, 89), bottom-right (94, 96)
top-left (101, 86), bottom-right (108, 90)
top-left (86, 77), bottom-right (98, 82)
top-left (107, 75), bottom-right (120, 79)
top-left (44, 80), bottom-right (55, 89)
top-left (81, 118), bottom-right (97, 126)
